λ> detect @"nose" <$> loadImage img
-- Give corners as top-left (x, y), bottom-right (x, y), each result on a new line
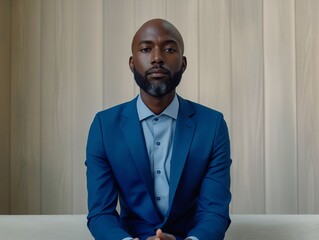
top-left (151, 47), bottom-right (164, 64)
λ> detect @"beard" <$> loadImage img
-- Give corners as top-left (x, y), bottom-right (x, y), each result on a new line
top-left (133, 66), bottom-right (183, 97)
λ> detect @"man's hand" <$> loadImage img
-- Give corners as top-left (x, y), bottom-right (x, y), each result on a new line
top-left (146, 229), bottom-right (176, 240)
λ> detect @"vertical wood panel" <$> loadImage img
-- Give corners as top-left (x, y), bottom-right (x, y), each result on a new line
top-left (198, 0), bottom-right (232, 211)
top-left (231, 0), bottom-right (265, 214)
top-left (7, 0), bottom-right (319, 215)
top-left (134, 0), bottom-right (167, 28)
top-left (0, 0), bottom-right (11, 214)
top-left (41, 0), bottom-right (73, 213)
top-left (10, 0), bottom-right (41, 214)
top-left (199, 0), bottom-right (231, 124)
top-left (72, 0), bottom-right (104, 213)
top-left (263, 0), bottom-right (297, 214)
top-left (264, 0), bottom-right (297, 214)
top-left (103, 0), bottom-right (135, 108)
top-left (166, 0), bottom-right (199, 102)
top-left (296, 0), bottom-right (319, 213)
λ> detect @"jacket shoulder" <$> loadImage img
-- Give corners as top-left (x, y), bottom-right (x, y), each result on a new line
top-left (95, 98), bottom-right (137, 120)
top-left (179, 96), bottom-right (224, 119)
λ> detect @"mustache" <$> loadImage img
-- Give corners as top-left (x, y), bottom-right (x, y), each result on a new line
top-left (145, 66), bottom-right (170, 76)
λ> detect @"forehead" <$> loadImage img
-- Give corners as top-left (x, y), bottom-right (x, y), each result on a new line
top-left (132, 20), bottom-right (184, 50)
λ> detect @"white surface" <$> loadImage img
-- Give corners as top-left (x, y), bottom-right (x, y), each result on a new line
top-left (0, 215), bottom-right (319, 240)
top-left (0, 215), bottom-right (92, 240)
top-left (225, 215), bottom-right (319, 240)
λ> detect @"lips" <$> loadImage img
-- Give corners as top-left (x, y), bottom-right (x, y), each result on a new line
top-left (146, 68), bottom-right (169, 78)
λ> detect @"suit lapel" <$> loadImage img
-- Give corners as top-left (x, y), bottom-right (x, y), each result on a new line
top-left (120, 96), bottom-right (196, 223)
top-left (120, 98), bottom-right (154, 197)
top-left (168, 96), bottom-right (196, 209)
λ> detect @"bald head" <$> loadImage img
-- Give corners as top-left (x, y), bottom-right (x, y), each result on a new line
top-left (131, 18), bottom-right (184, 54)
top-left (129, 18), bottom-right (187, 100)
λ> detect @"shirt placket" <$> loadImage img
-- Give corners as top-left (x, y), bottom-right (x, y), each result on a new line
top-left (152, 116), bottom-right (169, 216)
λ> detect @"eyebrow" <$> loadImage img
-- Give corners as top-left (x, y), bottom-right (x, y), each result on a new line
top-left (138, 39), bottom-right (178, 46)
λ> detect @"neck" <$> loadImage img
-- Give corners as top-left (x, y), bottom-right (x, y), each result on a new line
top-left (140, 90), bottom-right (175, 115)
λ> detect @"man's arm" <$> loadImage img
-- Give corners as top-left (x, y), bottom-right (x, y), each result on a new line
top-left (86, 114), bottom-right (132, 240)
top-left (187, 115), bottom-right (232, 240)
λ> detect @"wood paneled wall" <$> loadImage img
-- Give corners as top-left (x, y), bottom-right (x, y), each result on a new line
top-left (296, 0), bottom-right (319, 213)
top-left (0, 0), bottom-right (318, 214)
top-left (0, 0), bottom-right (11, 214)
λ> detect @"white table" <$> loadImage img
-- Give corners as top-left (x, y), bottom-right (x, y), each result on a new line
top-left (225, 215), bottom-right (319, 240)
top-left (1, 214), bottom-right (319, 240)
top-left (0, 215), bottom-right (92, 240)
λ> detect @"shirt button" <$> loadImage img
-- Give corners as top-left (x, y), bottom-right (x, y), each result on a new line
top-left (156, 170), bottom-right (161, 174)
top-left (154, 118), bottom-right (159, 122)
top-left (156, 142), bottom-right (160, 146)
top-left (156, 196), bottom-right (161, 201)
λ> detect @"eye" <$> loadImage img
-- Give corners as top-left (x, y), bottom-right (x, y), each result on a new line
top-left (164, 48), bottom-right (176, 53)
top-left (140, 47), bottom-right (151, 53)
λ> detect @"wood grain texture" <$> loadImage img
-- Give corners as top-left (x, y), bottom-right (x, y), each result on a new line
top-left (5, 0), bottom-right (319, 215)
top-left (198, 0), bottom-right (231, 122)
top-left (230, 0), bottom-right (265, 214)
top-left (198, 0), bottom-right (233, 210)
top-left (41, 0), bottom-right (73, 213)
top-left (0, 0), bottom-right (11, 214)
top-left (134, 0), bottom-right (167, 27)
top-left (103, 0), bottom-right (135, 108)
top-left (263, 0), bottom-right (297, 213)
top-left (72, 0), bottom-right (104, 214)
top-left (10, 0), bottom-right (42, 214)
top-left (296, 0), bottom-right (319, 213)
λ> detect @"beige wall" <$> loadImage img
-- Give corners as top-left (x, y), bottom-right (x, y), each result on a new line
top-left (0, 0), bottom-right (318, 214)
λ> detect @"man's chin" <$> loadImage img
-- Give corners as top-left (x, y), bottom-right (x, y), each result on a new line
top-left (145, 89), bottom-right (167, 98)
top-left (145, 87), bottom-right (176, 98)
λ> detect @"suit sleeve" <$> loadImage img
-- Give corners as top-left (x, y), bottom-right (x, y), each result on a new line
top-left (188, 114), bottom-right (232, 240)
top-left (85, 114), bottom-right (132, 240)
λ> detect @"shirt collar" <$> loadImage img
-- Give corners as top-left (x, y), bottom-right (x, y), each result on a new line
top-left (136, 94), bottom-right (179, 121)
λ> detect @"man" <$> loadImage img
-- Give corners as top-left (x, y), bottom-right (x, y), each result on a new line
top-left (86, 18), bottom-right (231, 240)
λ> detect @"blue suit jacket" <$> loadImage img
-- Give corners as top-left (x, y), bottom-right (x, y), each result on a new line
top-left (86, 96), bottom-right (231, 240)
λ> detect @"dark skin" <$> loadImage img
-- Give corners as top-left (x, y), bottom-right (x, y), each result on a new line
top-left (129, 19), bottom-right (188, 240)
top-left (129, 18), bottom-right (187, 115)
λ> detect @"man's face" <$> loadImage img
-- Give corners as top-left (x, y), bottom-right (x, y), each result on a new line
top-left (130, 19), bottom-right (187, 97)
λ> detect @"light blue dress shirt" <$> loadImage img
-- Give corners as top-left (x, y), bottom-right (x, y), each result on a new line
top-left (123, 94), bottom-right (198, 240)
top-left (137, 94), bottom-right (178, 216)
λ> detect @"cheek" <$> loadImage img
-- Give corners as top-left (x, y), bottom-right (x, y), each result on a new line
top-left (134, 56), bottom-right (150, 72)
top-left (168, 57), bottom-right (183, 71)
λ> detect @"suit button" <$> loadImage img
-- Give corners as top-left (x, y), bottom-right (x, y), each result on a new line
top-left (156, 196), bottom-right (161, 201)
top-left (156, 170), bottom-right (161, 174)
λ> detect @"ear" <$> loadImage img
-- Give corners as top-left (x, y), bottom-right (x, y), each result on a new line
top-left (129, 56), bottom-right (134, 72)
top-left (182, 56), bottom-right (187, 73)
